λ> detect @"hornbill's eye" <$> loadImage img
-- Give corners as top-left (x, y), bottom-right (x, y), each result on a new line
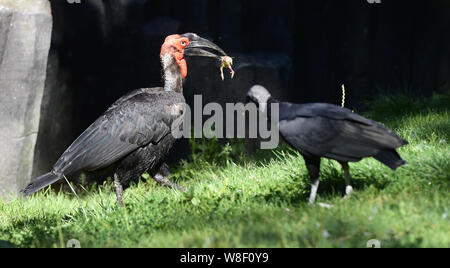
top-left (180, 41), bottom-right (187, 46)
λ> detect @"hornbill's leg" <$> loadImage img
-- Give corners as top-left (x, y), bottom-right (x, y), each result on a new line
top-left (340, 162), bottom-right (354, 198)
top-left (152, 163), bottom-right (186, 192)
top-left (113, 173), bottom-right (124, 207)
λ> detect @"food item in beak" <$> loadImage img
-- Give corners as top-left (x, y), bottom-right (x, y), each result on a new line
top-left (220, 56), bottom-right (235, 81)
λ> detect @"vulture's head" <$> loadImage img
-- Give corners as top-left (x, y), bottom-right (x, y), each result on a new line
top-left (247, 85), bottom-right (272, 113)
top-left (160, 33), bottom-right (227, 78)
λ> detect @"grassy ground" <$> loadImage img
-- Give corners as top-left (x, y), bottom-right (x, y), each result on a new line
top-left (0, 94), bottom-right (449, 248)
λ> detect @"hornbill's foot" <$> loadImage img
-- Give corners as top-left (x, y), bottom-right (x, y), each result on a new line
top-left (152, 163), bottom-right (186, 192)
top-left (153, 173), bottom-right (186, 192)
top-left (157, 163), bottom-right (172, 177)
top-left (113, 174), bottom-right (124, 207)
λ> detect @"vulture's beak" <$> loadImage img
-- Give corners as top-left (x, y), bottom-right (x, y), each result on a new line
top-left (182, 33), bottom-right (227, 59)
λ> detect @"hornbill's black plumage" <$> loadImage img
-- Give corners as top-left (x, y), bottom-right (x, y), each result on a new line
top-left (22, 33), bottom-right (229, 206)
top-left (247, 85), bottom-right (408, 205)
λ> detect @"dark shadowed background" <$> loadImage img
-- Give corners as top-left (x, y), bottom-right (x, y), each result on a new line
top-left (33, 0), bottom-right (450, 176)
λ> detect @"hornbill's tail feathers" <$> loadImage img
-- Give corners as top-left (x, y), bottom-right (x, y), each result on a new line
top-left (373, 149), bottom-right (407, 171)
top-left (21, 173), bottom-right (62, 196)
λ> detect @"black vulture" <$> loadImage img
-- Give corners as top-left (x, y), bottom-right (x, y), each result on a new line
top-left (22, 33), bottom-right (230, 206)
top-left (247, 85), bottom-right (408, 205)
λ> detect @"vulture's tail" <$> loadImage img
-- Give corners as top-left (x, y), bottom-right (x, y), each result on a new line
top-left (21, 173), bottom-right (62, 196)
top-left (373, 149), bottom-right (407, 171)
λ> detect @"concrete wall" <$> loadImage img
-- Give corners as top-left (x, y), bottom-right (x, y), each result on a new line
top-left (0, 0), bottom-right (52, 198)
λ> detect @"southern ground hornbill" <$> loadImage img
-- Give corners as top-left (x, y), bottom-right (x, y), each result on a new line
top-left (247, 85), bottom-right (408, 206)
top-left (22, 33), bottom-right (230, 206)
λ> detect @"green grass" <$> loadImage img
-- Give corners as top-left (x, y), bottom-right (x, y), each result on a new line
top-left (1, 94), bottom-right (449, 248)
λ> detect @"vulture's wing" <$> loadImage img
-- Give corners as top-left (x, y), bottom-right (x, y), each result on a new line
top-left (53, 90), bottom-right (185, 174)
top-left (279, 102), bottom-right (374, 125)
top-left (279, 102), bottom-right (407, 162)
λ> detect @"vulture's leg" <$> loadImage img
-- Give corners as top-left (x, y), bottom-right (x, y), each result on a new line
top-left (340, 162), bottom-right (354, 198)
top-left (305, 157), bottom-right (321, 205)
top-left (113, 173), bottom-right (124, 207)
top-left (153, 163), bottom-right (186, 192)
top-left (305, 157), bottom-right (333, 208)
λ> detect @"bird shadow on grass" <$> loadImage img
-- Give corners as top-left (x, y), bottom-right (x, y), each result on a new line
top-left (245, 147), bottom-right (393, 205)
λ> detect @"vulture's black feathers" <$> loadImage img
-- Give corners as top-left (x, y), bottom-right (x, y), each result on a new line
top-left (247, 85), bottom-right (408, 204)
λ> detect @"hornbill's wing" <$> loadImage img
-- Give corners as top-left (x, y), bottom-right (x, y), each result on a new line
top-left (107, 87), bottom-right (164, 111)
top-left (279, 102), bottom-right (407, 162)
top-left (53, 91), bottom-right (185, 174)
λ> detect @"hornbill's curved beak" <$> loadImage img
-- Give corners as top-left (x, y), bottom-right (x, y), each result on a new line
top-left (182, 33), bottom-right (228, 59)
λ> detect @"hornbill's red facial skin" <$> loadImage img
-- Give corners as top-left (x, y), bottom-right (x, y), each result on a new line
top-left (160, 35), bottom-right (190, 78)
top-left (161, 33), bottom-right (230, 80)
top-left (161, 33), bottom-right (234, 80)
